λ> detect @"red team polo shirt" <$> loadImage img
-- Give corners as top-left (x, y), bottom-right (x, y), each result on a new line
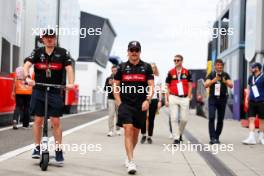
top-left (166, 67), bottom-right (192, 96)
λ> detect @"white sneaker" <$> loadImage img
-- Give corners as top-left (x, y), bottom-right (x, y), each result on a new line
top-left (169, 134), bottom-right (173, 139)
top-left (242, 132), bottom-right (257, 145)
top-left (107, 131), bottom-right (114, 137)
top-left (116, 130), bottom-right (121, 136)
top-left (258, 132), bottom-right (264, 145)
top-left (125, 158), bottom-right (129, 168)
top-left (260, 138), bottom-right (264, 145)
top-left (127, 160), bottom-right (137, 175)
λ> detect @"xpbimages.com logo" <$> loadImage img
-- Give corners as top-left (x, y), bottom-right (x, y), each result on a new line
top-left (32, 25), bottom-right (102, 38)
top-left (39, 142), bottom-right (103, 155)
top-left (163, 142), bottom-right (234, 155)
top-left (97, 84), bottom-right (169, 95)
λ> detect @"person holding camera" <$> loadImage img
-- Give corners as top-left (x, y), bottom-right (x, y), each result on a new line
top-left (204, 59), bottom-right (233, 144)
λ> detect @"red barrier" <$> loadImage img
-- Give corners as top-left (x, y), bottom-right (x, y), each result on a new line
top-left (65, 84), bottom-right (79, 106)
top-left (0, 75), bottom-right (15, 114)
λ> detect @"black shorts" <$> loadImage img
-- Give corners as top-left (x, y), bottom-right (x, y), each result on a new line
top-left (30, 89), bottom-right (64, 117)
top-left (248, 101), bottom-right (264, 119)
top-left (117, 103), bottom-right (147, 129)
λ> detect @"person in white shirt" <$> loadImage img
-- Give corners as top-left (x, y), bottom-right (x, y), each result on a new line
top-left (140, 63), bottom-right (162, 144)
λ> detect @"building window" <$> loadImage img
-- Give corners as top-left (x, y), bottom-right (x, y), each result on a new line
top-left (220, 12), bottom-right (229, 53)
top-left (12, 45), bottom-right (20, 72)
top-left (1, 38), bottom-right (11, 73)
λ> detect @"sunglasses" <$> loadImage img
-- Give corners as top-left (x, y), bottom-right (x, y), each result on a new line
top-left (43, 36), bottom-right (56, 39)
top-left (174, 59), bottom-right (181, 62)
top-left (129, 48), bottom-right (140, 53)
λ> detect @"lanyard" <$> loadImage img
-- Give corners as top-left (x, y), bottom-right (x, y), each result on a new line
top-left (252, 73), bottom-right (263, 85)
top-left (177, 69), bottom-right (182, 81)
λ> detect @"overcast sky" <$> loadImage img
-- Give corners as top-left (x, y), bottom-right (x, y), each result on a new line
top-left (78, 0), bottom-right (219, 79)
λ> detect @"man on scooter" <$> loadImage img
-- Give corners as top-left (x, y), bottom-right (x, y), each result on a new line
top-left (24, 29), bottom-right (74, 165)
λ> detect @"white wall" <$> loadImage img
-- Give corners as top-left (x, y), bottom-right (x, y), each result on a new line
top-left (0, 0), bottom-right (2, 63)
top-left (0, 0), bottom-right (25, 71)
top-left (1, 0), bottom-right (18, 45)
top-left (75, 62), bottom-right (112, 104)
top-left (20, 0), bottom-right (37, 63)
top-left (36, 0), bottom-right (57, 29)
top-left (59, 0), bottom-right (80, 60)
top-left (36, 0), bottom-right (80, 60)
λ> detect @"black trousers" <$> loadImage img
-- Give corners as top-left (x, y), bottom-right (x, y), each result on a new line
top-left (141, 99), bottom-right (159, 136)
top-left (208, 96), bottom-right (227, 140)
top-left (13, 94), bottom-right (31, 127)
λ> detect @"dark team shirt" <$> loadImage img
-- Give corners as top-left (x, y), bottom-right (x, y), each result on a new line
top-left (104, 75), bottom-right (115, 100)
top-left (24, 47), bottom-right (72, 93)
top-left (248, 73), bottom-right (264, 102)
top-left (114, 60), bottom-right (154, 108)
top-left (206, 71), bottom-right (231, 98)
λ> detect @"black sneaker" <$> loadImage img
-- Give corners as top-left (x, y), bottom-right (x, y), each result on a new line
top-left (179, 135), bottom-right (183, 142)
top-left (173, 139), bottom-right (180, 145)
top-left (13, 120), bottom-right (18, 130)
top-left (209, 138), bottom-right (218, 145)
top-left (140, 136), bottom-right (146, 144)
top-left (32, 145), bottom-right (40, 159)
top-left (55, 150), bottom-right (64, 165)
top-left (215, 138), bottom-right (221, 144)
top-left (147, 137), bottom-right (152, 144)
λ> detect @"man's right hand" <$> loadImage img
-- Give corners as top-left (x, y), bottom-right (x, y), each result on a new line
top-left (212, 77), bottom-right (219, 83)
top-left (25, 77), bottom-right (35, 86)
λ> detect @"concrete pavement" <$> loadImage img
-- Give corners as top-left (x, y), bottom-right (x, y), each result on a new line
top-left (0, 107), bottom-right (263, 176)
top-left (0, 108), bottom-right (215, 176)
top-left (186, 111), bottom-right (264, 176)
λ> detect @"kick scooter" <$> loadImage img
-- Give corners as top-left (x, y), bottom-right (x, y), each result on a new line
top-left (35, 82), bottom-right (65, 171)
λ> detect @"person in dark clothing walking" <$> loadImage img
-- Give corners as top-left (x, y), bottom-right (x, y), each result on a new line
top-left (140, 63), bottom-right (162, 144)
top-left (104, 65), bottom-right (121, 137)
top-left (204, 59), bottom-right (233, 144)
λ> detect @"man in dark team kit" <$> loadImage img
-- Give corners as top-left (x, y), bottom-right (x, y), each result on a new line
top-left (113, 41), bottom-right (154, 174)
top-left (24, 29), bottom-right (74, 165)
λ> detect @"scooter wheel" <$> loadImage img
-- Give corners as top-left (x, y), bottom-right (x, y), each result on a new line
top-left (40, 153), bottom-right (49, 171)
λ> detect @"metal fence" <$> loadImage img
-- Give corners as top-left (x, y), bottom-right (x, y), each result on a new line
top-left (77, 92), bottom-right (107, 112)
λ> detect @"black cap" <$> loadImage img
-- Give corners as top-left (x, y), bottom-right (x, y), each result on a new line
top-left (128, 41), bottom-right (141, 51)
top-left (251, 62), bottom-right (262, 70)
top-left (41, 29), bottom-right (56, 38)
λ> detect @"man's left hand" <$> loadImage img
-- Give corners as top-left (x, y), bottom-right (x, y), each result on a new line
top-left (66, 84), bottom-right (74, 89)
top-left (157, 101), bottom-right (162, 109)
top-left (142, 100), bottom-right (150, 111)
